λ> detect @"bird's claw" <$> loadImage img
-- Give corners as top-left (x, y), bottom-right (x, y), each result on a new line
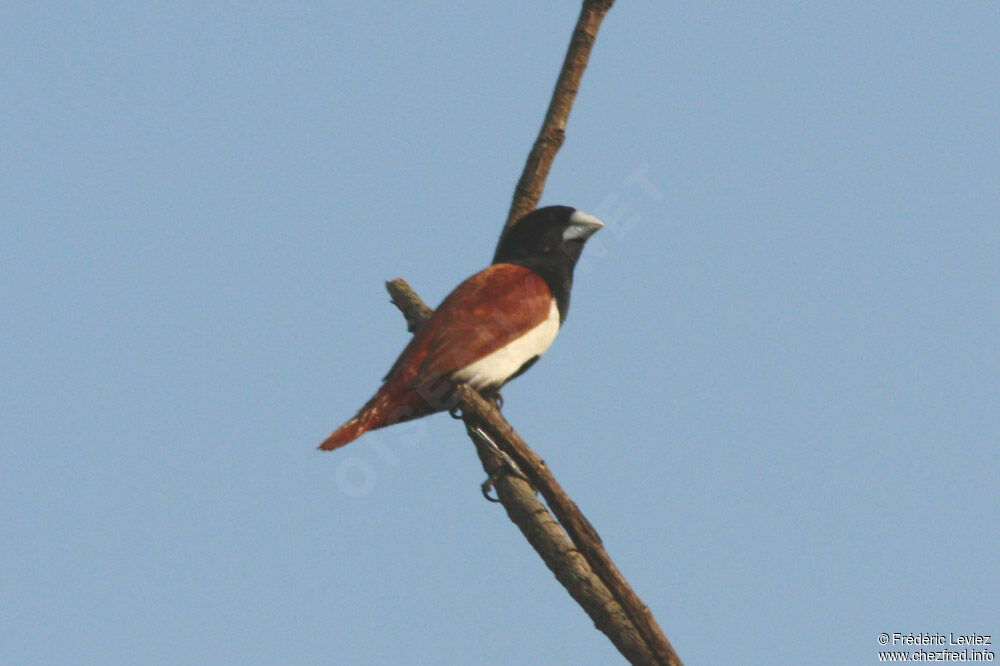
top-left (481, 389), bottom-right (503, 410)
top-left (481, 473), bottom-right (503, 502)
top-left (470, 426), bottom-right (527, 502)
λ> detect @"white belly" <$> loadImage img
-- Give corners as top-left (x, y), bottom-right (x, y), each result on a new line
top-left (452, 299), bottom-right (560, 389)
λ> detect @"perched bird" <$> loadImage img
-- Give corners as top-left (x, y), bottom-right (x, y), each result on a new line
top-left (319, 205), bottom-right (603, 451)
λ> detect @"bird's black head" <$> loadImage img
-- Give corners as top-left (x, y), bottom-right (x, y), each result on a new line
top-left (492, 205), bottom-right (603, 321)
top-left (493, 206), bottom-right (603, 266)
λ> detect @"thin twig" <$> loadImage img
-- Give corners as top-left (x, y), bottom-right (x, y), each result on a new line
top-left (500, 0), bottom-right (616, 245)
top-left (386, 279), bottom-right (433, 333)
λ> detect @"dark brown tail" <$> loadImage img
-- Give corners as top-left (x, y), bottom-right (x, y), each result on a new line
top-left (318, 385), bottom-right (429, 451)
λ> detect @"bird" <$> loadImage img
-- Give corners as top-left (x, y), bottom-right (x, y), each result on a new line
top-left (319, 205), bottom-right (603, 451)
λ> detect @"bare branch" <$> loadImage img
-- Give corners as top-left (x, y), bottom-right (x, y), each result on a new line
top-left (501, 0), bottom-right (616, 244)
top-left (458, 388), bottom-right (682, 666)
top-left (463, 422), bottom-right (659, 665)
top-left (385, 280), bottom-right (683, 666)
top-left (382, 3), bottom-right (684, 663)
top-left (386, 278), bottom-right (433, 333)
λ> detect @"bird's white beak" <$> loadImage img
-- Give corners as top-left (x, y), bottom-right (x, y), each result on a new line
top-left (565, 210), bottom-right (604, 240)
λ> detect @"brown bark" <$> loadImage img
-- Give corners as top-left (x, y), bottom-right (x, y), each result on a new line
top-left (500, 0), bottom-right (617, 248)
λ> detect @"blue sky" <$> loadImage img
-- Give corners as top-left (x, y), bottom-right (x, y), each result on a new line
top-left (3, 2), bottom-right (998, 664)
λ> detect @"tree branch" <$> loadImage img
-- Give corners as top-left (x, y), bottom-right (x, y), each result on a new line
top-left (386, 278), bottom-right (432, 333)
top-left (384, 3), bottom-right (683, 663)
top-left (501, 0), bottom-right (616, 245)
top-left (463, 419), bottom-right (659, 666)
top-left (385, 279), bottom-right (682, 666)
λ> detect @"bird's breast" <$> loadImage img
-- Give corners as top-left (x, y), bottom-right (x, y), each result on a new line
top-left (451, 299), bottom-right (560, 390)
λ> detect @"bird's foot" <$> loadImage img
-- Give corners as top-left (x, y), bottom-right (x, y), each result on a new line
top-left (450, 387), bottom-right (502, 418)
top-left (469, 426), bottom-right (527, 502)
top-left (479, 388), bottom-right (504, 410)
